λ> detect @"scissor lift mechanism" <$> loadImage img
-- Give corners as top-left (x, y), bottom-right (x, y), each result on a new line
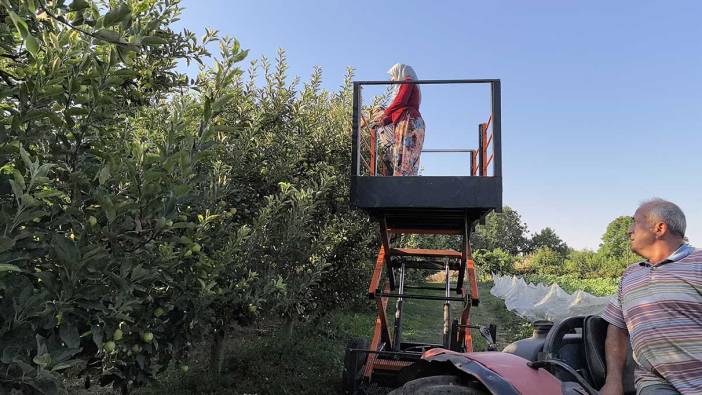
top-left (348, 79), bottom-right (503, 390)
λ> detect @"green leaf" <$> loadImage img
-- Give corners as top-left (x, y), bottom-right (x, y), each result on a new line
top-left (52, 235), bottom-right (80, 267)
top-left (68, 0), bottom-right (90, 11)
top-left (101, 195), bottom-right (116, 222)
top-left (12, 169), bottom-right (25, 190)
top-left (65, 107), bottom-right (89, 116)
top-left (8, 179), bottom-right (23, 200)
top-left (24, 34), bottom-right (39, 58)
top-left (91, 325), bottom-right (103, 348)
top-left (59, 324), bottom-right (80, 349)
top-left (0, 236), bottom-right (16, 254)
top-left (42, 85), bottom-right (65, 98)
top-left (51, 359), bottom-right (81, 372)
top-left (7, 9), bottom-right (29, 38)
top-left (103, 4), bottom-right (130, 27)
top-left (94, 29), bottom-right (121, 43)
top-left (98, 165), bottom-right (110, 185)
top-left (32, 353), bottom-right (52, 369)
top-left (34, 189), bottom-right (64, 199)
top-left (141, 36), bottom-right (168, 46)
top-left (36, 163), bottom-right (54, 179)
top-left (19, 145), bottom-right (33, 172)
top-left (0, 264), bottom-right (21, 272)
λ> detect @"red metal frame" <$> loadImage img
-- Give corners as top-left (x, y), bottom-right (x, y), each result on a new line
top-left (480, 115), bottom-right (494, 176)
top-left (363, 220), bottom-right (481, 381)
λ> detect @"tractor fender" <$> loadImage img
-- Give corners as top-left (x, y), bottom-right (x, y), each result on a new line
top-left (420, 349), bottom-right (564, 395)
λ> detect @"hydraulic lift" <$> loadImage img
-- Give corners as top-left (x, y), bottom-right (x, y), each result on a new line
top-left (345, 79), bottom-right (503, 392)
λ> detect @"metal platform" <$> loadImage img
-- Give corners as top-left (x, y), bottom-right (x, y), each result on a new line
top-left (349, 79), bottom-right (503, 226)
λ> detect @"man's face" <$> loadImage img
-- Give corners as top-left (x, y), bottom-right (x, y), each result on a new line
top-left (629, 208), bottom-right (657, 257)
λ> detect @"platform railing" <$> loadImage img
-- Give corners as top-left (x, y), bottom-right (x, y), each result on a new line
top-left (352, 79), bottom-right (501, 178)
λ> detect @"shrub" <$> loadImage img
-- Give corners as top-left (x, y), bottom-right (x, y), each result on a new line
top-left (474, 248), bottom-right (515, 278)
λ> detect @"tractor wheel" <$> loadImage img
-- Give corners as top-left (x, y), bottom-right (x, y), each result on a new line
top-left (342, 337), bottom-right (369, 393)
top-left (388, 375), bottom-right (489, 395)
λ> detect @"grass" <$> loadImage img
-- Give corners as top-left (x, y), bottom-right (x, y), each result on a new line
top-left (386, 281), bottom-right (531, 351)
top-left (135, 281), bottom-right (531, 395)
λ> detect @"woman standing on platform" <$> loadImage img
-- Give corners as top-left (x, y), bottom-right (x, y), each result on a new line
top-left (375, 64), bottom-right (425, 176)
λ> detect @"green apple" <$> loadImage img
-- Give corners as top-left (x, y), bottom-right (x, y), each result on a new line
top-left (154, 307), bottom-right (166, 317)
top-left (142, 332), bottom-right (154, 343)
top-left (104, 341), bottom-right (116, 353)
top-left (113, 328), bottom-right (123, 341)
top-left (88, 216), bottom-right (97, 226)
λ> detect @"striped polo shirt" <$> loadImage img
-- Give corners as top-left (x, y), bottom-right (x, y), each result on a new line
top-left (601, 244), bottom-right (702, 394)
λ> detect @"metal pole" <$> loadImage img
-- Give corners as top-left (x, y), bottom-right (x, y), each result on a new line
top-left (370, 127), bottom-right (376, 176)
top-left (478, 123), bottom-right (485, 177)
top-left (470, 150), bottom-right (477, 176)
top-left (354, 79), bottom-right (500, 85)
top-left (443, 259), bottom-right (451, 347)
top-left (491, 80), bottom-right (502, 179)
top-left (393, 263), bottom-right (405, 351)
top-left (351, 83), bottom-right (361, 177)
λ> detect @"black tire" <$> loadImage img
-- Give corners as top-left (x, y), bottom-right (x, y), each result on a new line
top-left (342, 337), bottom-right (370, 394)
top-left (388, 375), bottom-right (489, 395)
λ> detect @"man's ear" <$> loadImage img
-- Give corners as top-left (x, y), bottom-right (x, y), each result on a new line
top-left (655, 222), bottom-right (668, 237)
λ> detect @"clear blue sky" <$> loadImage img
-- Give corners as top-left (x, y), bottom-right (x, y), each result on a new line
top-left (174, 0), bottom-right (702, 250)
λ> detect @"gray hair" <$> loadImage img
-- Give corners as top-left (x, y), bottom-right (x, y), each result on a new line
top-left (640, 198), bottom-right (686, 237)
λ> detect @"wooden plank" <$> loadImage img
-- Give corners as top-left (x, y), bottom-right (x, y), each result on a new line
top-left (391, 248), bottom-right (462, 258)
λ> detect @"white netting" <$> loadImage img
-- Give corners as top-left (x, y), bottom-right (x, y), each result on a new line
top-left (490, 274), bottom-right (614, 322)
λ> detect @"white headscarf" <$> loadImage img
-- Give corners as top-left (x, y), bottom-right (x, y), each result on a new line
top-left (387, 63), bottom-right (421, 105)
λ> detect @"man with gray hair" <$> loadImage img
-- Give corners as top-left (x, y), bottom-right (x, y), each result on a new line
top-left (601, 199), bottom-right (702, 395)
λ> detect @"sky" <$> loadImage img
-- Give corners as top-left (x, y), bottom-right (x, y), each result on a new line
top-left (173, 1), bottom-right (702, 250)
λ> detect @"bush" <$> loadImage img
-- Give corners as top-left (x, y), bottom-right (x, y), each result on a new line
top-left (474, 248), bottom-right (515, 278)
top-left (516, 247), bottom-right (565, 275)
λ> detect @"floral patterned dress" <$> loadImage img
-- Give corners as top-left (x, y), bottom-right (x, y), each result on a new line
top-left (378, 113), bottom-right (425, 176)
